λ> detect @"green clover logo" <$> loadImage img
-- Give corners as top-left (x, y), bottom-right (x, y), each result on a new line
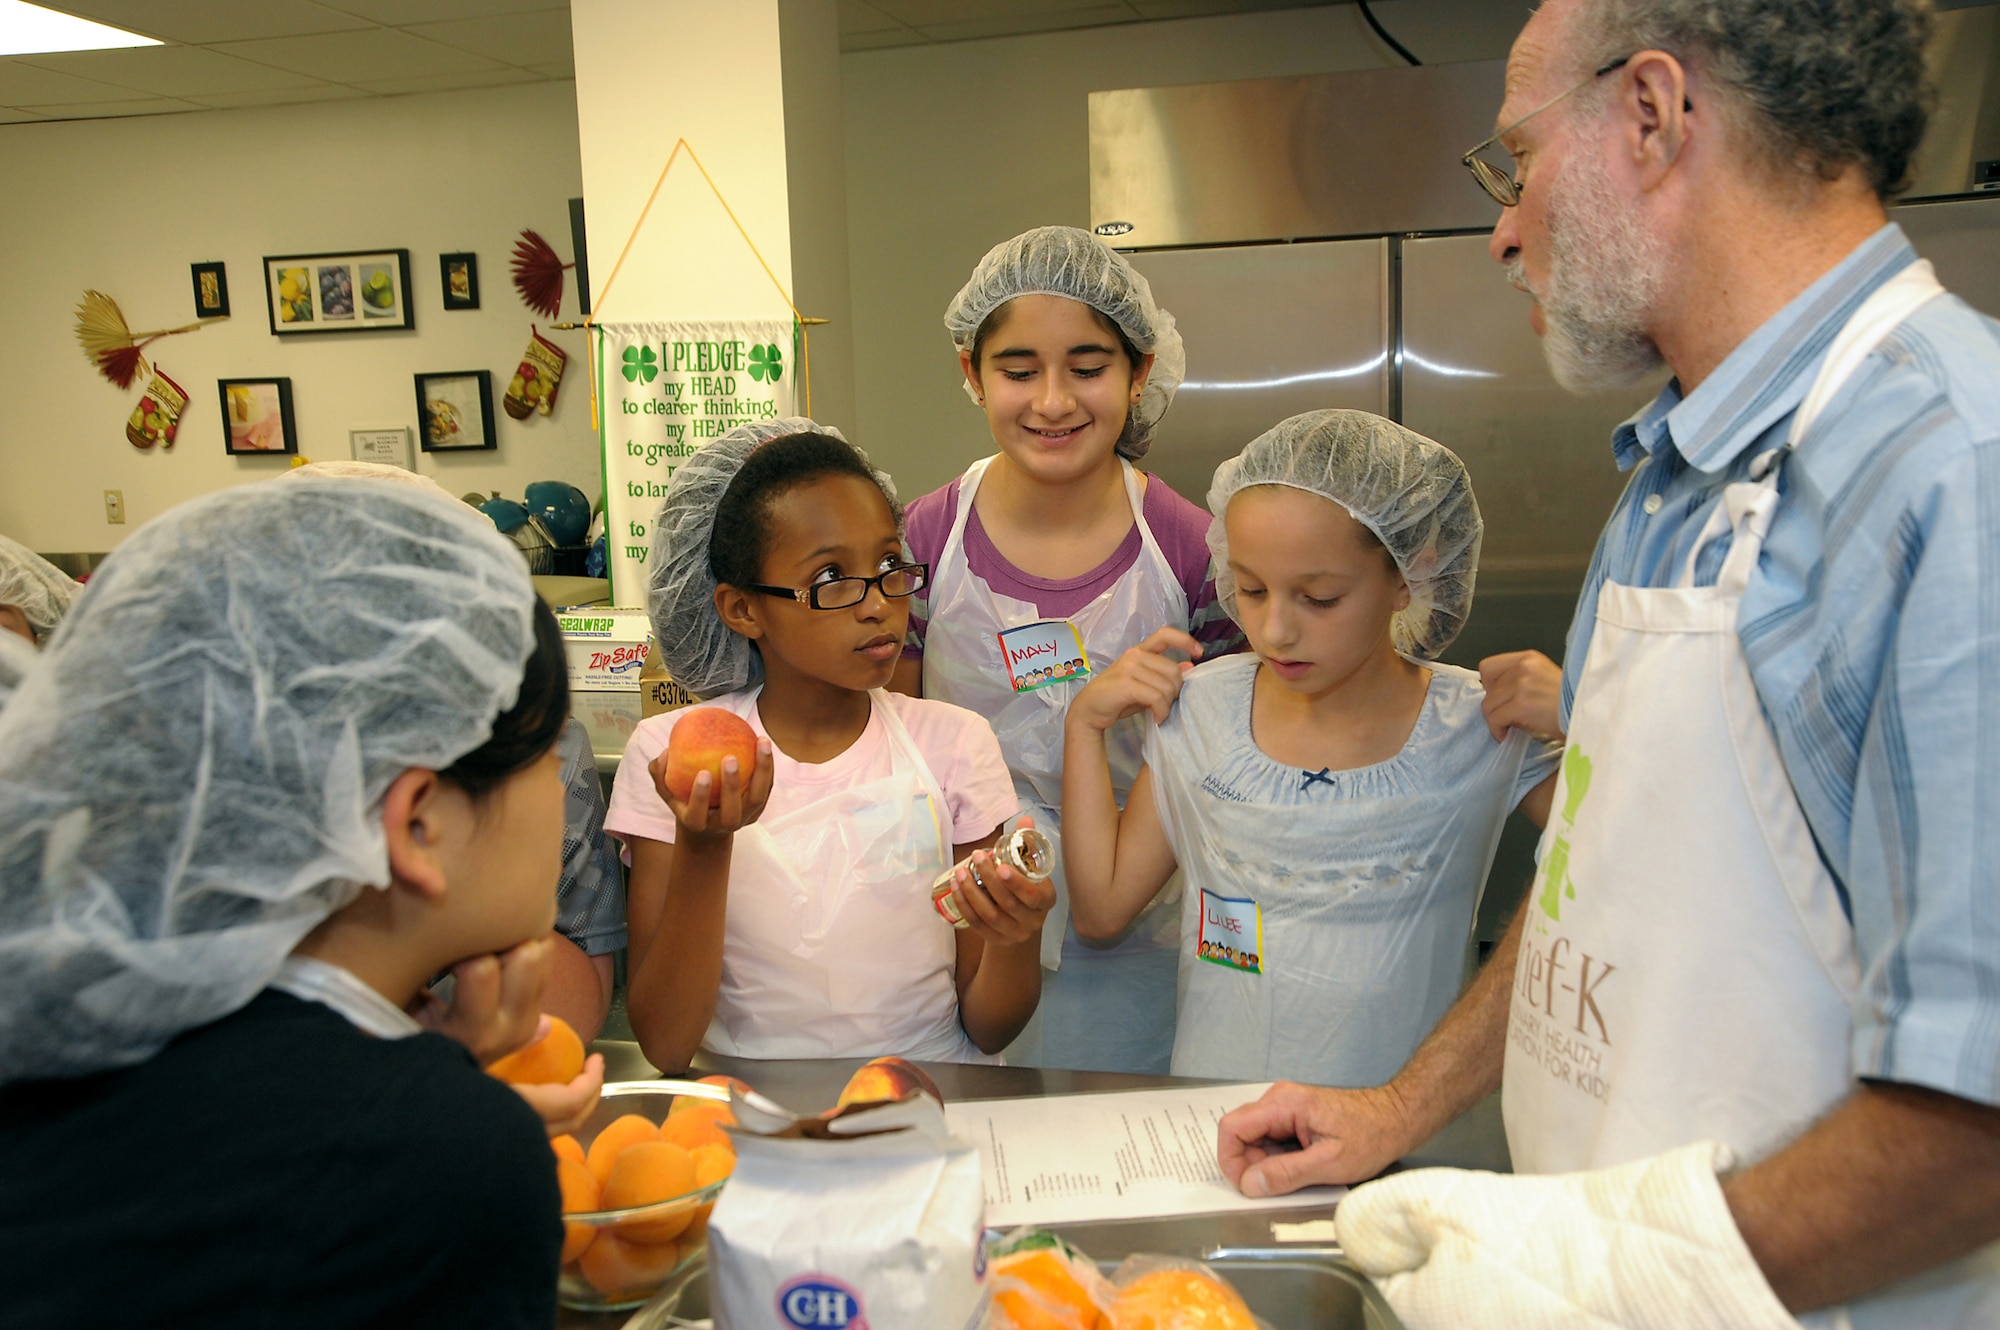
top-left (621, 345), bottom-right (658, 383)
top-left (748, 343), bottom-right (783, 383)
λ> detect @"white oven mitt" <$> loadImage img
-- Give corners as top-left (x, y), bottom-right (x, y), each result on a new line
top-left (1335, 1140), bottom-right (1803, 1330)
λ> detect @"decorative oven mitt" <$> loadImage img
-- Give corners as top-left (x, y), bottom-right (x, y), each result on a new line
top-left (126, 368), bottom-right (188, 450)
top-left (504, 326), bottom-right (567, 419)
top-left (1335, 1140), bottom-right (1803, 1330)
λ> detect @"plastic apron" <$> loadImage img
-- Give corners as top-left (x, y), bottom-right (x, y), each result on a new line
top-left (1147, 655), bottom-right (1529, 1087)
top-left (921, 455), bottom-right (1187, 1073)
top-left (1503, 259), bottom-right (1998, 1327)
top-left (703, 688), bottom-right (999, 1065)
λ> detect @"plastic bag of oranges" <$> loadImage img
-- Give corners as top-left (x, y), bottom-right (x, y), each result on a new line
top-left (988, 1228), bottom-right (1115, 1330)
top-left (1107, 1255), bottom-right (1262, 1330)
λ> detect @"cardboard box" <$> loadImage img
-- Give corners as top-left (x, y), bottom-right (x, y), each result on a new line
top-left (555, 608), bottom-right (654, 691)
top-left (638, 639), bottom-right (695, 717)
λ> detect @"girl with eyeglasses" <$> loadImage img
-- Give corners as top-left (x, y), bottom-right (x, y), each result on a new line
top-left (893, 226), bottom-right (1245, 1076)
top-left (605, 421), bottom-right (1054, 1072)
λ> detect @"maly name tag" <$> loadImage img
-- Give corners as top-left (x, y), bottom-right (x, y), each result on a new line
top-left (1198, 888), bottom-right (1263, 974)
top-left (996, 620), bottom-right (1090, 693)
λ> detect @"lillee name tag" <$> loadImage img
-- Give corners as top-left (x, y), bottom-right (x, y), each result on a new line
top-left (996, 620), bottom-right (1091, 693)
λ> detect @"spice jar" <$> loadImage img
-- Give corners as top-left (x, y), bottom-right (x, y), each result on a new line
top-left (929, 825), bottom-right (1055, 927)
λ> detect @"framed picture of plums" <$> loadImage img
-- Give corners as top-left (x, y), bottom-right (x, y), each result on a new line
top-left (263, 249), bottom-right (414, 335)
top-left (415, 371), bottom-right (497, 452)
top-left (218, 378), bottom-right (297, 456)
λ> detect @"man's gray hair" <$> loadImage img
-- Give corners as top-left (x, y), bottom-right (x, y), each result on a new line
top-left (1574, 0), bottom-right (1935, 196)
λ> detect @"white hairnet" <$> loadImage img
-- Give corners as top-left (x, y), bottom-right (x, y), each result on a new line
top-left (1208, 410), bottom-right (1482, 660)
top-left (0, 478), bottom-right (540, 1085)
top-left (648, 417), bottom-right (897, 699)
top-left (943, 225), bottom-right (1185, 460)
top-left (0, 535), bottom-right (80, 641)
top-left (0, 627), bottom-right (36, 709)
top-left (275, 459), bottom-right (496, 526)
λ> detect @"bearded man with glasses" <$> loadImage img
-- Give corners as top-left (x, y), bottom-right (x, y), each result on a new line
top-left (1218, 2), bottom-right (2000, 1327)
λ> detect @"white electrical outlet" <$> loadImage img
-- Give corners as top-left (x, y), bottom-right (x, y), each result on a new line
top-left (104, 490), bottom-right (125, 524)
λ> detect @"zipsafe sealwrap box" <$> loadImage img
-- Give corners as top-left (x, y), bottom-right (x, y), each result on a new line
top-left (555, 608), bottom-right (653, 691)
top-left (710, 1091), bottom-right (988, 1330)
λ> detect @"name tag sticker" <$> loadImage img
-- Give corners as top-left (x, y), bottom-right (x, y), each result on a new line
top-left (996, 620), bottom-right (1091, 693)
top-left (1198, 888), bottom-right (1263, 974)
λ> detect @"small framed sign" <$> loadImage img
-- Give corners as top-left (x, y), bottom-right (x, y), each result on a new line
top-left (191, 261), bottom-right (229, 318)
top-left (218, 378), bottom-right (298, 455)
top-left (349, 427), bottom-right (415, 470)
top-left (439, 252), bottom-right (479, 310)
top-left (264, 249), bottom-right (414, 335)
top-left (415, 371), bottom-right (496, 451)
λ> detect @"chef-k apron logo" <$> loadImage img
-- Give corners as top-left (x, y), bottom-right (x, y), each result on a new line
top-left (1511, 742), bottom-right (1615, 1103)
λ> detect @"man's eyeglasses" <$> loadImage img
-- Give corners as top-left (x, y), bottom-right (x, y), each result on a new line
top-left (748, 562), bottom-right (929, 611)
top-left (1462, 55), bottom-right (1633, 208)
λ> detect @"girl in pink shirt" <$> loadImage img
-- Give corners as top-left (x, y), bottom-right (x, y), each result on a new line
top-left (604, 420), bottom-right (1053, 1072)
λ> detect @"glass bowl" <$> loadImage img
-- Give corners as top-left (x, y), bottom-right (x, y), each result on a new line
top-left (557, 1079), bottom-right (733, 1312)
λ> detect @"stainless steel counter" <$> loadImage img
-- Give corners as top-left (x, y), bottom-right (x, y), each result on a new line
top-left (559, 1042), bottom-right (1507, 1326)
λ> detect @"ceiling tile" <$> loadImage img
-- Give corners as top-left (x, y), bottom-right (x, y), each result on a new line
top-left (213, 28), bottom-right (507, 82)
top-left (30, 97), bottom-right (207, 120)
top-left (0, 60), bottom-right (139, 105)
top-left (1129, 0), bottom-right (1318, 15)
top-left (527, 62), bottom-right (574, 78)
top-left (317, 0), bottom-right (563, 22)
top-left (840, 28), bottom-right (930, 50)
top-left (401, 10), bottom-right (572, 69)
top-left (913, 6), bottom-right (1142, 40)
top-left (185, 85), bottom-right (372, 108)
top-left (17, 46), bottom-right (321, 97)
top-left (867, 0), bottom-right (1134, 24)
top-left (41, 1), bottom-right (376, 45)
top-left (345, 68), bottom-right (546, 95)
top-left (838, 0), bottom-right (908, 34)
top-left (0, 107), bottom-right (48, 122)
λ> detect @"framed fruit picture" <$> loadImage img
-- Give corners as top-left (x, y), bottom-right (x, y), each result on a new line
top-left (415, 371), bottom-right (496, 451)
top-left (218, 378), bottom-right (298, 455)
top-left (263, 249), bottom-right (413, 335)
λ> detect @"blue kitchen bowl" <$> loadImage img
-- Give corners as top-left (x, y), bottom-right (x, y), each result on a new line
top-left (479, 498), bottom-right (531, 534)
top-left (527, 481), bottom-right (592, 548)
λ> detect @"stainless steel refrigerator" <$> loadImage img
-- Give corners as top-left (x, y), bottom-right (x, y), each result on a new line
top-left (1097, 56), bottom-right (2000, 946)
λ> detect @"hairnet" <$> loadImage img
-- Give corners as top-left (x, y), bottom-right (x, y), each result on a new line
top-left (0, 478), bottom-right (540, 1085)
top-left (0, 628), bottom-right (36, 709)
top-left (943, 225), bottom-right (1185, 460)
top-left (648, 417), bottom-right (896, 699)
top-left (1207, 410), bottom-right (1482, 660)
top-left (0, 535), bottom-right (80, 641)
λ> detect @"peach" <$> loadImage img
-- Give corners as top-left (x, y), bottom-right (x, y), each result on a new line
top-left (662, 707), bottom-right (758, 806)
top-left (695, 1073), bottom-right (754, 1099)
top-left (486, 1015), bottom-right (585, 1087)
top-left (691, 1142), bottom-right (735, 1190)
top-left (602, 1141), bottom-right (697, 1243)
top-left (833, 1055), bottom-right (941, 1113)
top-left (680, 1204), bottom-right (712, 1250)
top-left (578, 1231), bottom-right (683, 1296)
top-left (658, 1111), bottom-right (730, 1153)
top-left (1110, 1269), bottom-right (1256, 1330)
top-left (556, 1157), bottom-right (601, 1263)
top-left (551, 1133), bottom-right (586, 1168)
top-left (586, 1114), bottom-right (661, 1189)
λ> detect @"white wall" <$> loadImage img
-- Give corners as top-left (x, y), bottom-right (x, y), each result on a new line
top-left (838, 0), bottom-right (1533, 500)
top-left (0, 81), bottom-right (594, 553)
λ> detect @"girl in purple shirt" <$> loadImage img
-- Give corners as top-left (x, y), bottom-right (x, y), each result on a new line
top-left (892, 226), bottom-right (1241, 1074)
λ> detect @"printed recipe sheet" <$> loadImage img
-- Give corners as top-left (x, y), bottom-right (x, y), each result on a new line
top-left (944, 1084), bottom-right (1345, 1227)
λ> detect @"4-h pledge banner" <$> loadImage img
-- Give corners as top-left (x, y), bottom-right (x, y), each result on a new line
top-left (597, 319), bottom-right (798, 608)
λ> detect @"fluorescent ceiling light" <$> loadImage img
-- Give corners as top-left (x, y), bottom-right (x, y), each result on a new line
top-left (0, 2), bottom-right (160, 56)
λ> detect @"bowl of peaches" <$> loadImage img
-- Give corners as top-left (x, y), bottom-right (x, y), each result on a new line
top-left (546, 1075), bottom-right (745, 1310)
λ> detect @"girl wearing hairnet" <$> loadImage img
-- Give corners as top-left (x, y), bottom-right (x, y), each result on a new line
top-left (0, 479), bottom-right (594, 1328)
top-left (1062, 411), bottom-right (1561, 1087)
top-left (894, 225), bottom-right (1244, 1075)
top-left (604, 421), bottom-right (1054, 1073)
top-left (0, 532), bottom-right (80, 646)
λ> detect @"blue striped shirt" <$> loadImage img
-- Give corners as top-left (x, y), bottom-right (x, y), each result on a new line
top-left (1559, 224), bottom-right (2000, 1107)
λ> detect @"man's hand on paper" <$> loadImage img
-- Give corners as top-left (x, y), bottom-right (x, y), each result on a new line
top-left (1217, 1081), bottom-right (1416, 1197)
top-left (1334, 1141), bottom-right (1803, 1330)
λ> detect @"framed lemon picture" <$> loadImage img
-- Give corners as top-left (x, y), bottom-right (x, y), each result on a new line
top-left (263, 249), bottom-right (413, 335)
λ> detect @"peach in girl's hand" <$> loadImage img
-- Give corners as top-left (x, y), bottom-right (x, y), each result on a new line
top-left (659, 708), bottom-right (759, 806)
top-left (484, 1014), bottom-right (585, 1086)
